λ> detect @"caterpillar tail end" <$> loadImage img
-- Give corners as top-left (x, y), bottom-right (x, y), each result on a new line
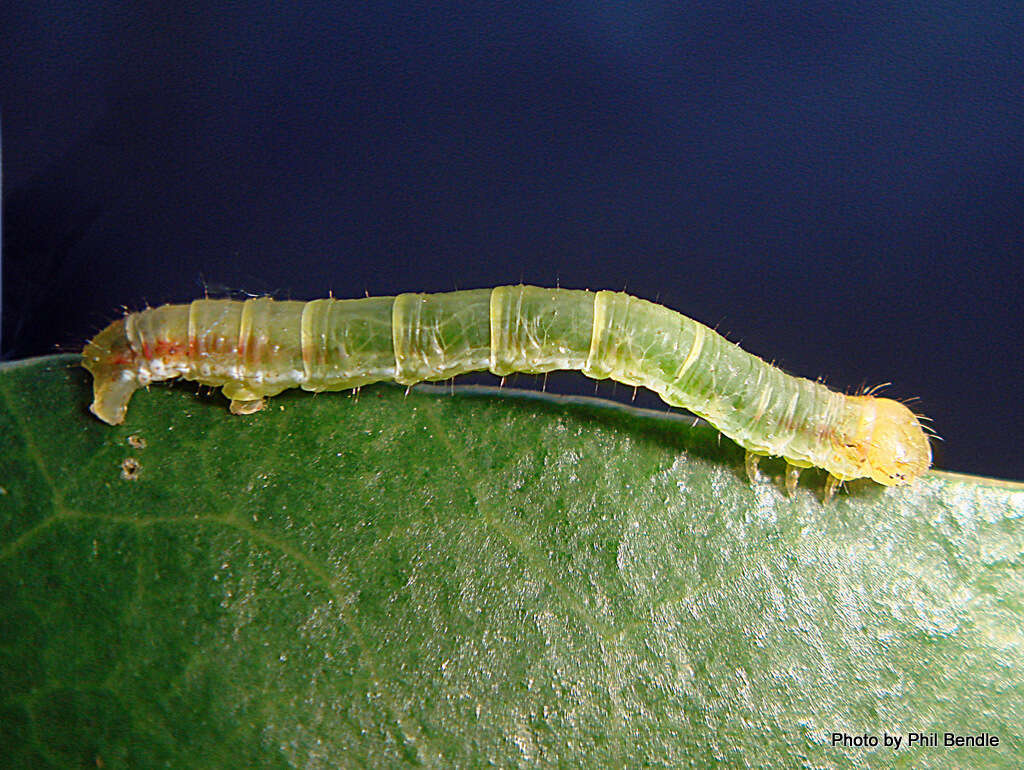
top-left (81, 319), bottom-right (141, 425)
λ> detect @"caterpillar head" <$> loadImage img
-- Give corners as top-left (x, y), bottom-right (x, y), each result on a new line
top-left (849, 396), bottom-right (932, 485)
top-left (82, 319), bottom-right (140, 425)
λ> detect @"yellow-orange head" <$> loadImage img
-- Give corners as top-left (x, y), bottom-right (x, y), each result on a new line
top-left (846, 395), bottom-right (932, 485)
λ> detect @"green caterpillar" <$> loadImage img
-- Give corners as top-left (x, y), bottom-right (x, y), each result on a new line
top-left (82, 285), bottom-right (932, 496)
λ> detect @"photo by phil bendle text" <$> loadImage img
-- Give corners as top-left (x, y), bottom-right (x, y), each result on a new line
top-left (831, 731), bottom-right (1000, 749)
top-left (82, 285), bottom-right (932, 498)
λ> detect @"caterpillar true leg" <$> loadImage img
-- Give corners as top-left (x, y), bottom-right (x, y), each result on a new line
top-left (785, 464), bottom-right (801, 496)
top-left (824, 475), bottom-right (843, 502)
top-left (744, 451), bottom-right (760, 483)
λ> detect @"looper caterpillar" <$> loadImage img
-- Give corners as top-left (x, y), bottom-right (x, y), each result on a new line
top-left (82, 286), bottom-right (931, 496)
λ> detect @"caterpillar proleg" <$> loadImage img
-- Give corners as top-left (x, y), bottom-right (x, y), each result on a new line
top-left (82, 286), bottom-right (932, 491)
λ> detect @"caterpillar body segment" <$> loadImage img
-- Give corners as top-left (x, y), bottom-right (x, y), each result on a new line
top-left (82, 286), bottom-right (932, 487)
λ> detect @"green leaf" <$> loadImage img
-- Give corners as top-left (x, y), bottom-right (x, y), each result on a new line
top-left (1, 354), bottom-right (1022, 768)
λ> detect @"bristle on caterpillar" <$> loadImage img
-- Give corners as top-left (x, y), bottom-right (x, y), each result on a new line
top-left (82, 286), bottom-right (932, 491)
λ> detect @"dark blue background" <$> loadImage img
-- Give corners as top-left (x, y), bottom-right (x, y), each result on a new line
top-left (3, 2), bottom-right (1021, 479)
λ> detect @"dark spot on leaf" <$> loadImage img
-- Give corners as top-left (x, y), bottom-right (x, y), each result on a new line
top-left (120, 457), bottom-right (141, 481)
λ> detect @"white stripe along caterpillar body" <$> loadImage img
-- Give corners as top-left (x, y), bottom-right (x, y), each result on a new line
top-left (82, 286), bottom-right (931, 494)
